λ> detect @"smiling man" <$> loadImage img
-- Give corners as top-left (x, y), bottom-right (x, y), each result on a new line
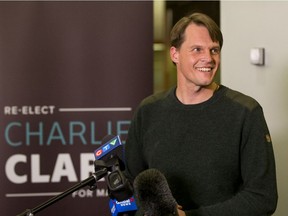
top-left (124, 13), bottom-right (278, 216)
top-left (170, 19), bottom-right (221, 105)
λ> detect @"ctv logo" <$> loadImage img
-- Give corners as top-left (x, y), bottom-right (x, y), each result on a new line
top-left (94, 136), bottom-right (120, 159)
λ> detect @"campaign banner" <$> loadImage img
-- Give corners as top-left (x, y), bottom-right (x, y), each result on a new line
top-left (0, 2), bottom-right (153, 215)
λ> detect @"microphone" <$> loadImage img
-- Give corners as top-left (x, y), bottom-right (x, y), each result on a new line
top-left (94, 134), bottom-right (125, 172)
top-left (94, 135), bottom-right (137, 215)
top-left (94, 135), bottom-right (133, 201)
top-left (133, 168), bottom-right (179, 216)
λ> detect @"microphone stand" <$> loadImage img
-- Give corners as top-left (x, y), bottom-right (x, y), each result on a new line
top-left (16, 168), bottom-right (108, 216)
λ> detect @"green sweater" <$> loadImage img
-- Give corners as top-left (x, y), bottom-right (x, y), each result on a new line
top-left (124, 85), bottom-right (277, 216)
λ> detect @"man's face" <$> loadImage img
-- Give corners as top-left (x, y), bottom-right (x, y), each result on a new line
top-left (170, 23), bottom-right (221, 88)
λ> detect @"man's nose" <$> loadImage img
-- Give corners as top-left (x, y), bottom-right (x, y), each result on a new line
top-left (200, 50), bottom-right (213, 62)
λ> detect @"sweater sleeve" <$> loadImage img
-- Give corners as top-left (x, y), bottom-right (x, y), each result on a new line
top-left (124, 105), bottom-right (147, 182)
top-left (185, 105), bottom-right (278, 216)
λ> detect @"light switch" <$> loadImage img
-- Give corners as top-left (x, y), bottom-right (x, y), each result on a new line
top-left (250, 48), bottom-right (265, 66)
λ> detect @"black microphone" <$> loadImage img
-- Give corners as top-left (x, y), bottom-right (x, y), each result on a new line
top-left (133, 168), bottom-right (179, 216)
top-left (94, 135), bottom-right (134, 201)
top-left (94, 135), bottom-right (137, 215)
top-left (94, 134), bottom-right (125, 167)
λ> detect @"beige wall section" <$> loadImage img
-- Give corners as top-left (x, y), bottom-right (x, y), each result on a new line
top-left (221, 1), bottom-right (288, 215)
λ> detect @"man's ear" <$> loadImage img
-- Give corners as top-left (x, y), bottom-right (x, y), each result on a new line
top-left (170, 46), bottom-right (179, 64)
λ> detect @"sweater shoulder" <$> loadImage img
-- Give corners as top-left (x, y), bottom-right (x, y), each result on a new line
top-left (139, 88), bottom-right (173, 108)
top-left (223, 86), bottom-right (260, 111)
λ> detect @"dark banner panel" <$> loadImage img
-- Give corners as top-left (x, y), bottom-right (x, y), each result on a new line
top-left (0, 2), bottom-right (153, 215)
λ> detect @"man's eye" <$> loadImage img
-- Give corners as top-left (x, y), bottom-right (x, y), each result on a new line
top-left (211, 48), bottom-right (220, 55)
top-left (192, 48), bottom-right (201, 52)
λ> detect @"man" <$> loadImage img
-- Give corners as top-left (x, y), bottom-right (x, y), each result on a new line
top-left (124, 12), bottom-right (277, 216)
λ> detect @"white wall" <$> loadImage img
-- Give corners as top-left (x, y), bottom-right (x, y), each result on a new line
top-left (221, 1), bottom-right (288, 215)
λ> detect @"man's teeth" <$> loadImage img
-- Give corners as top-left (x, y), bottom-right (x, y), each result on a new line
top-left (197, 67), bottom-right (211, 72)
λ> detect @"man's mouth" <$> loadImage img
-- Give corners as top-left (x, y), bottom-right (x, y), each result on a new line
top-left (196, 67), bottom-right (212, 72)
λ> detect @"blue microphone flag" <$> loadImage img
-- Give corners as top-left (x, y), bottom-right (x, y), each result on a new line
top-left (94, 135), bottom-right (123, 160)
top-left (109, 197), bottom-right (138, 216)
